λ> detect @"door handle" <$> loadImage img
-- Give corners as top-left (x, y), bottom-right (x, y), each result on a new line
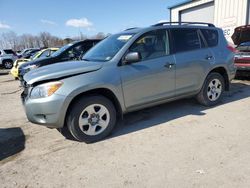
top-left (205, 55), bottom-right (213, 60)
top-left (164, 62), bottom-right (175, 69)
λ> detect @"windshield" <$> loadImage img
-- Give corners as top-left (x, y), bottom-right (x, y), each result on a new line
top-left (30, 51), bottom-right (40, 60)
top-left (51, 43), bottom-right (74, 57)
top-left (82, 33), bottom-right (135, 62)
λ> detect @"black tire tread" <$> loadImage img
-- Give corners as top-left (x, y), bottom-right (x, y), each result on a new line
top-left (196, 72), bottom-right (225, 106)
top-left (66, 95), bottom-right (117, 143)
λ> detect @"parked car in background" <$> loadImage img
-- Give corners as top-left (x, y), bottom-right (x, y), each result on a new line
top-left (232, 25), bottom-right (250, 76)
top-left (18, 39), bottom-right (101, 80)
top-left (17, 48), bottom-right (39, 58)
top-left (11, 48), bottom-right (58, 79)
top-left (22, 49), bottom-right (40, 59)
top-left (0, 49), bottom-right (18, 69)
top-left (21, 22), bottom-right (236, 143)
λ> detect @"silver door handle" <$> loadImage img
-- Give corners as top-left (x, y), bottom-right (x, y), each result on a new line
top-left (205, 55), bottom-right (213, 60)
top-left (164, 62), bottom-right (175, 68)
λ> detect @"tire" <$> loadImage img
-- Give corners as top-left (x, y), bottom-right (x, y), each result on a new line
top-left (57, 126), bottom-right (76, 141)
top-left (67, 95), bottom-right (117, 143)
top-left (196, 72), bottom-right (225, 106)
top-left (3, 60), bottom-right (13, 69)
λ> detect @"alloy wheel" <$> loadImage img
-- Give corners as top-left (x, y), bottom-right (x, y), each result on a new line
top-left (78, 104), bottom-right (110, 136)
top-left (207, 78), bottom-right (222, 101)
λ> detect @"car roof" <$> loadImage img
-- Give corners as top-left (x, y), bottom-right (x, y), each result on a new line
top-left (72, 39), bottom-right (102, 44)
top-left (40, 47), bottom-right (59, 52)
top-left (119, 23), bottom-right (218, 35)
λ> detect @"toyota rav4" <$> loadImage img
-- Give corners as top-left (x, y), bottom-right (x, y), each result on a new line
top-left (21, 22), bottom-right (236, 143)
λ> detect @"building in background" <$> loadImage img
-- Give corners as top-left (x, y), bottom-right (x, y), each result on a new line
top-left (169, 0), bottom-right (250, 43)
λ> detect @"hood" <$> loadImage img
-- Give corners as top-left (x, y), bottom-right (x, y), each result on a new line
top-left (24, 60), bottom-right (103, 85)
top-left (19, 57), bottom-right (50, 69)
top-left (232, 25), bottom-right (250, 46)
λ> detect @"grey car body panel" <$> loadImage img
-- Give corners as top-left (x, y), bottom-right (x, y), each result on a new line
top-left (120, 55), bottom-right (176, 108)
top-left (24, 61), bottom-right (103, 85)
top-left (22, 25), bottom-right (236, 128)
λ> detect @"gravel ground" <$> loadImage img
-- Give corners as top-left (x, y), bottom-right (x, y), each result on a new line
top-left (0, 73), bottom-right (250, 188)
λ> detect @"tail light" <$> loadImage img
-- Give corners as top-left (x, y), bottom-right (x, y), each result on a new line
top-left (227, 45), bottom-right (238, 53)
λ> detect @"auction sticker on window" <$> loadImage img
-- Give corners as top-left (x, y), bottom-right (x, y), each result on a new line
top-left (117, 35), bottom-right (133, 41)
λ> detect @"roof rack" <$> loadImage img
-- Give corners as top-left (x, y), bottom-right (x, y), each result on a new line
top-left (153, 22), bottom-right (215, 27)
top-left (124, 27), bottom-right (139, 31)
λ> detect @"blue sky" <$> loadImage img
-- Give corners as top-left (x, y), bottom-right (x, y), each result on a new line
top-left (0, 0), bottom-right (186, 38)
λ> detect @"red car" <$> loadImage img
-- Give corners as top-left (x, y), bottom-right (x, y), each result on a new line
top-left (232, 25), bottom-right (250, 76)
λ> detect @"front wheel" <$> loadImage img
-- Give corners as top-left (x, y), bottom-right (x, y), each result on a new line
top-left (67, 96), bottom-right (117, 143)
top-left (196, 72), bottom-right (225, 106)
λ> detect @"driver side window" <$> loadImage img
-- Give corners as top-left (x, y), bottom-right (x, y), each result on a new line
top-left (129, 29), bottom-right (169, 61)
top-left (61, 44), bottom-right (84, 60)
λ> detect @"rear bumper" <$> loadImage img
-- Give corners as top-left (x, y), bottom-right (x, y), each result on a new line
top-left (235, 63), bottom-right (250, 71)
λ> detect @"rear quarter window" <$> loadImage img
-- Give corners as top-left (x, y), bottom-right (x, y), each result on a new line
top-left (3, 49), bottom-right (15, 54)
top-left (172, 29), bottom-right (202, 53)
top-left (201, 29), bottom-right (218, 47)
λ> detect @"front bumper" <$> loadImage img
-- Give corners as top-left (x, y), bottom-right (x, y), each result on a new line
top-left (21, 88), bottom-right (72, 128)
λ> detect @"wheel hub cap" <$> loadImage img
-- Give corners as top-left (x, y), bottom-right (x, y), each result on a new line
top-left (88, 114), bottom-right (100, 125)
top-left (207, 78), bottom-right (222, 101)
top-left (78, 104), bottom-right (110, 136)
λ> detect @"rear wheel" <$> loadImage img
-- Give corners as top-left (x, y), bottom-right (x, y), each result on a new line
top-left (196, 72), bottom-right (225, 106)
top-left (3, 60), bottom-right (13, 69)
top-left (67, 96), bottom-right (117, 143)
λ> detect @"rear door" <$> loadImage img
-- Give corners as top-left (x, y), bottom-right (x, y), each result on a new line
top-left (171, 28), bottom-right (214, 95)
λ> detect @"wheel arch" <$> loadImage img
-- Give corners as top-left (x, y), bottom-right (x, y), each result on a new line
top-left (64, 88), bottom-right (123, 127)
top-left (2, 59), bottom-right (13, 63)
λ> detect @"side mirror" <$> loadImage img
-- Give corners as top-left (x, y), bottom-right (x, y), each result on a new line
top-left (123, 52), bottom-right (141, 64)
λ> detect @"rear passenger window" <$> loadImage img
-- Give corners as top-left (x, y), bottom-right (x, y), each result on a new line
top-left (201, 29), bottom-right (218, 47)
top-left (172, 29), bottom-right (201, 53)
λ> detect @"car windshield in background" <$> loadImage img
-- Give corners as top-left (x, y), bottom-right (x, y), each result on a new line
top-left (31, 51), bottom-right (40, 59)
top-left (51, 43), bottom-right (74, 57)
top-left (82, 33), bottom-right (135, 62)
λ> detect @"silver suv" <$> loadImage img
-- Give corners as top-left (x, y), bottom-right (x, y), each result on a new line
top-left (0, 49), bottom-right (18, 69)
top-left (21, 22), bottom-right (236, 143)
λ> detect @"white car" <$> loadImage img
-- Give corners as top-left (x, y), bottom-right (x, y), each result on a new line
top-left (0, 49), bottom-right (18, 69)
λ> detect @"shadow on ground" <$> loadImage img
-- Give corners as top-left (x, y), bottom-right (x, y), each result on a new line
top-left (0, 69), bottom-right (9, 76)
top-left (110, 81), bottom-right (250, 139)
top-left (0, 127), bottom-right (25, 161)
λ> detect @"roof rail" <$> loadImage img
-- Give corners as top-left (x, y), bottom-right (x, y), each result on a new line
top-left (153, 22), bottom-right (215, 27)
top-left (124, 27), bottom-right (139, 31)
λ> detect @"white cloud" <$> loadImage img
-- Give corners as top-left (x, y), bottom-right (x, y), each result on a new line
top-left (65, 18), bottom-right (93, 29)
top-left (0, 22), bottom-right (10, 29)
top-left (41, 19), bottom-right (56, 25)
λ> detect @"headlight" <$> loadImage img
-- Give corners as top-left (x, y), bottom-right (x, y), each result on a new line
top-left (30, 81), bottom-right (63, 99)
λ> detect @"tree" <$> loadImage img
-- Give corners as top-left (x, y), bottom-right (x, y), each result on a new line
top-left (0, 30), bottom-right (108, 51)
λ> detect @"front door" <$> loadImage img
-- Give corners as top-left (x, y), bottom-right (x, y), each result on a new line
top-left (120, 29), bottom-right (176, 109)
